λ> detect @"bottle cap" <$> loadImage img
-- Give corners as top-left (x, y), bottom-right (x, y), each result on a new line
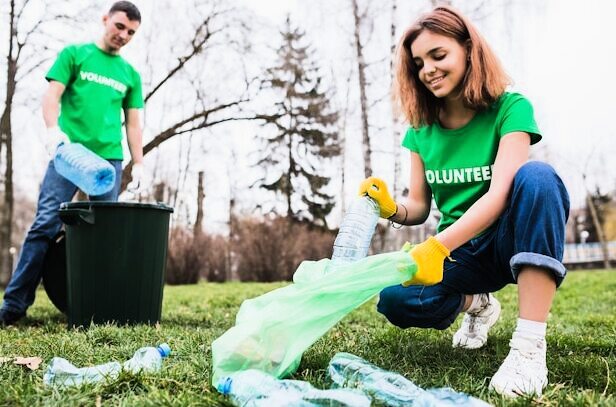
top-left (157, 343), bottom-right (171, 357)
top-left (216, 377), bottom-right (232, 395)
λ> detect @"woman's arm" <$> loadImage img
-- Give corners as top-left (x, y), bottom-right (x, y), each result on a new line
top-left (390, 151), bottom-right (432, 225)
top-left (436, 132), bottom-right (531, 251)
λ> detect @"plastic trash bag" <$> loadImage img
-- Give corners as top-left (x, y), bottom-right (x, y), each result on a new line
top-left (211, 246), bottom-right (417, 385)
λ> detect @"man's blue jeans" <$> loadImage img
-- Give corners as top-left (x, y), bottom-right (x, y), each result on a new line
top-left (1, 158), bottom-right (123, 315)
top-left (377, 161), bottom-right (570, 330)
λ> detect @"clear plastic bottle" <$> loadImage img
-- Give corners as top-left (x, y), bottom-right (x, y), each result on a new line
top-left (331, 196), bottom-right (380, 265)
top-left (123, 343), bottom-right (172, 373)
top-left (43, 343), bottom-right (171, 387)
top-left (54, 143), bottom-right (116, 196)
top-left (328, 353), bottom-right (491, 407)
top-left (216, 369), bottom-right (371, 407)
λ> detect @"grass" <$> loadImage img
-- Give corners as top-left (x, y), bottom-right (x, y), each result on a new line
top-left (0, 270), bottom-right (614, 406)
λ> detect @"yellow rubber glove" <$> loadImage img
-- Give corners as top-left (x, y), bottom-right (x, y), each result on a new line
top-left (404, 236), bottom-right (450, 286)
top-left (358, 177), bottom-right (397, 219)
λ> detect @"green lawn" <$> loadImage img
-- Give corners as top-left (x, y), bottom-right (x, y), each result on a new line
top-left (1, 271), bottom-right (614, 406)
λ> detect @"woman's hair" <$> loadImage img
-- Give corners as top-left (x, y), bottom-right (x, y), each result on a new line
top-left (393, 6), bottom-right (510, 127)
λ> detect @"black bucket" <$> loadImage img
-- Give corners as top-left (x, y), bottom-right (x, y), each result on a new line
top-left (58, 201), bottom-right (173, 327)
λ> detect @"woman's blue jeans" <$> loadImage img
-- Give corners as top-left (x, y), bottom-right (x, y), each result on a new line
top-left (377, 161), bottom-right (570, 330)
top-left (1, 159), bottom-right (122, 315)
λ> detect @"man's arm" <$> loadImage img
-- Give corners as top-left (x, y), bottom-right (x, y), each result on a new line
top-left (42, 81), bottom-right (65, 128)
top-left (125, 108), bottom-right (143, 165)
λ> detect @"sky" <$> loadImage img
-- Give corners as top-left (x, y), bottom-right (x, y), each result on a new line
top-left (2, 0), bottom-right (616, 233)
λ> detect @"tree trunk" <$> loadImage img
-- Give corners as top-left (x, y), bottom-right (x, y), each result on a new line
top-left (194, 171), bottom-right (205, 236)
top-left (586, 193), bottom-right (612, 269)
top-left (351, 0), bottom-right (372, 178)
top-left (227, 197), bottom-right (236, 281)
top-left (0, 0), bottom-right (17, 285)
top-left (390, 0), bottom-right (401, 199)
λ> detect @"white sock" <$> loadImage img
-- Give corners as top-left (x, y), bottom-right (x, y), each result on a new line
top-left (514, 318), bottom-right (547, 342)
top-left (466, 293), bottom-right (488, 314)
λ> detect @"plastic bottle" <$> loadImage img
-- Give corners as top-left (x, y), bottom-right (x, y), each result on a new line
top-left (292, 196), bottom-right (379, 282)
top-left (123, 343), bottom-right (172, 373)
top-left (331, 196), bottom-right (380, 265)
top-left (328, 353), bottom-right (491, 407)
top-left (43, 343), bottom-right (171, 387)
top-left (217, 369), bottom-right (371, 407)
top-left (54, 143), bottom-right (116, 196)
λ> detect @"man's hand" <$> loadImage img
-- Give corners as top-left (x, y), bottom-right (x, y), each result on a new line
top-left (45, 126), bottom-right (69, 157)
top-left (404, 236), bottom-right (450, 286)
top-left (126, 163), bottom-right (145, 194)
top-left (358, 177), bottom-right (397, 219)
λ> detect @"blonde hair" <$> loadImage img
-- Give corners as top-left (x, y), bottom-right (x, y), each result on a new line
top-left (393, 6), bottom-right (510, 128)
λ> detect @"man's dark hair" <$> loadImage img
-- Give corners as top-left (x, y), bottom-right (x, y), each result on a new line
top-left (109, 1), bottom-right (141, 22)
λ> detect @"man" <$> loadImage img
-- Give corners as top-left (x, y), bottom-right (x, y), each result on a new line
top-left (0, 1), bottom-right (145, 325)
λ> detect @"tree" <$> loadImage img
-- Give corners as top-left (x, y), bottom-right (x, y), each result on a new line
top-left (350, 0), bottom-right (373, 178)
top-left (120, 1), bottom-right (260, 191)
top-left (0, 0), bottom-right (93, 284)
top-left (255, 17), bottom-right (340, 228)
top-left (582, 186), bottom-right (612, 269)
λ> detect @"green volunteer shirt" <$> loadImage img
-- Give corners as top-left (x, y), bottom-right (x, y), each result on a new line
top-left (46, 43), bottom-right (143, 159)
top-left (402, 92), bottom-right (541, 233)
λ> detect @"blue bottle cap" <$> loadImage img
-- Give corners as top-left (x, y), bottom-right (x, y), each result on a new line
top-left (216, 377), bottom-right (233, 395)
top-left (157, 343), bottom-right (171, 357)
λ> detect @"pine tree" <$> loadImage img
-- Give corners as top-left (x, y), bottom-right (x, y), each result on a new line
top-left (255, 17), bottom-right (340, 228)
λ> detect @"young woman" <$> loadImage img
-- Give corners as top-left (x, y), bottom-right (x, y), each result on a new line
top-left (359, 6), bottom-right (569, 397)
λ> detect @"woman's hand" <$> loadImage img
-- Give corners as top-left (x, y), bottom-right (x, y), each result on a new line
top-left (358, 177), bottom-right (397, 219)
top-left (403, 236), bottom-right (450, 286)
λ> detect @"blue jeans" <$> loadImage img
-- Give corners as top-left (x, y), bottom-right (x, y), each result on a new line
top-left (377, 161), bottom-right (570, 330)
top-left (1, 159), bottom-right (123, 315)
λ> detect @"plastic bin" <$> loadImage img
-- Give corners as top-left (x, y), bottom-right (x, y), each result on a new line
top-left (59, 201), bottom-right (173, 327)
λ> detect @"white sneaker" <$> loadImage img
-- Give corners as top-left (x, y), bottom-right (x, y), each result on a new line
top-left (452, 293), bottom-right (501, 349)
top-left (489, 336), bottom-right (548, 397)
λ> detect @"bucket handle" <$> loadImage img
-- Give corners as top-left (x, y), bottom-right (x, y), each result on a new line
top-left (59, 208), bottom-right (95, 225)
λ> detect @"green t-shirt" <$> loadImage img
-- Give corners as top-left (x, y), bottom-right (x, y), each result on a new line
top-left (46, 43), bottom-right (143, 159)
top-left (402, 92), bottom-right (541, 233)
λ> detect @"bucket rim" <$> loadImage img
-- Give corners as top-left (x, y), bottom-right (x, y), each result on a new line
top-left (60, 201), bottom-right (174, 213)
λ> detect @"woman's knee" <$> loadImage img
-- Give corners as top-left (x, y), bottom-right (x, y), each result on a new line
top-left (377, 284), bottom-right (463, 330)
top-left (513, 161), bottom-right (570, 211)
top-left (514, 161), bottom-right (557, 188)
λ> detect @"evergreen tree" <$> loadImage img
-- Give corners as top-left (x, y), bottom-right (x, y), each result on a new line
top-left (255, 17), bottom-right (340, 228)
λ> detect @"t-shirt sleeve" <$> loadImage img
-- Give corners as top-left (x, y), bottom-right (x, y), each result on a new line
top-left (45, 46), bottom-right (75, 85)
top-left (401, 127), bottom-right (419, 152)
top-left (124, 69), bottom-right (144, 109)
top-left (498, 93), bottom-right (542, 145)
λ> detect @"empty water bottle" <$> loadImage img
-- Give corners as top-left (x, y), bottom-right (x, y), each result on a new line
top-left (292, 196), bottom-right (380, 282)
top-left (331, 196), bottom-right (380, 265)
top-left (43, 343), bottom-right (171, 387)
top-left (123, 343), bottom-right (172, 373)
top-left (217, 369), bottom-right (371, 407)
top-left (328, 353), bottom-right (491, 407)
top-left (54, 143), bottom-right (116, 196)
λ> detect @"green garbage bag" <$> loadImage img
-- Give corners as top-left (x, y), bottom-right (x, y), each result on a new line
top-left (211, 245), bottom-right (417, 385)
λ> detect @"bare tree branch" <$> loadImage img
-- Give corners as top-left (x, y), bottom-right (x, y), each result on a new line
top-left (144, 12), bottom-right (228, 103)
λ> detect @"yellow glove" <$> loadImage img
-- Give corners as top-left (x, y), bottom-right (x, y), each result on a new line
top-left (358, 177), bottom-right (397, 219)
top-left (404, 236), bottom-right (450, 286)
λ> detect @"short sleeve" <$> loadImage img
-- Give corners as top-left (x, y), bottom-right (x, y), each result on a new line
top-left (498, 94), bottom-right (542, 145)
top-left (45, 46), bottom-right (75, 85)
top-left (401, 127), bottom-right (419, 152)
top-left (123, 69), bottom-right (144, 109)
